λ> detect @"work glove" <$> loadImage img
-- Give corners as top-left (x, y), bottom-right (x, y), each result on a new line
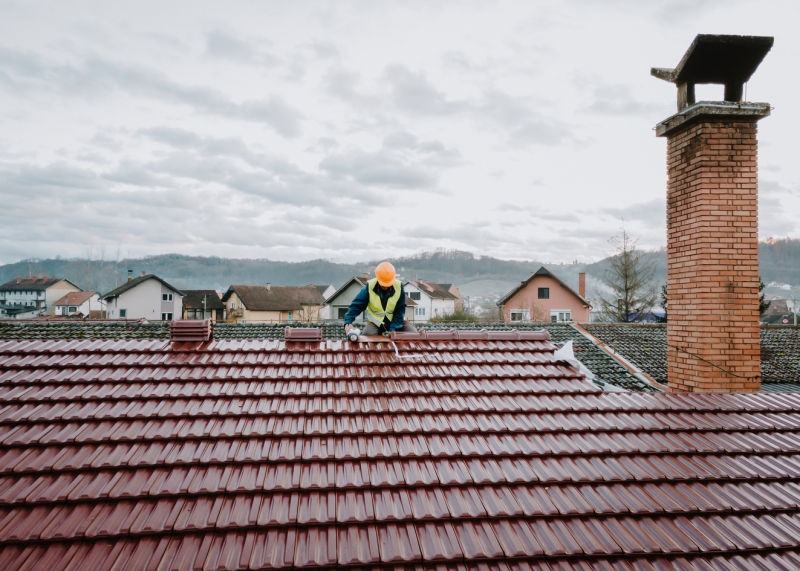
top-left (344, 324), bottom-right (354, 334)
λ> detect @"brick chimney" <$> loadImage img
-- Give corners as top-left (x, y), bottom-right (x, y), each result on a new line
top-left (127, 270), bottom-right (133, 283)
top-left (578, 273), bottom-right (586, 299)
top-left (653, 34), bottom-right (773, 392)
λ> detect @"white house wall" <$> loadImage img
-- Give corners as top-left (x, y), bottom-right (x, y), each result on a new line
top-left (107, 279), bottom-right (182, 320)
top-left (326, 282), bottom-right (367, 322)
top-left (44, 281), bottom-right (82, 316)
top-left (56, 294), bottom-right (103, 316)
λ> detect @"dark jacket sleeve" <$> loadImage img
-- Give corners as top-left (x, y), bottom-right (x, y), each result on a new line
top-left (343, 285), bottom-right (370, 325)
top-left (389, 284), bottom-right (407, 331)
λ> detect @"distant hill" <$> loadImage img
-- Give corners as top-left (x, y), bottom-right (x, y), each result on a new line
top-left (1, 240), bottom-right (798, 297)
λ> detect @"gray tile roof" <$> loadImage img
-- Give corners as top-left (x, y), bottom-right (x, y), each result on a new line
top-left (584, 323), bottom-right (800, 390)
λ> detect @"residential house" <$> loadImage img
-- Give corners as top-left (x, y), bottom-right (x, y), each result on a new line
top-left (324, 276), bottom-right (368, 322)
top-left (325, 276), bottom-right (419, 324)
top-left (0, 276), bottom-right (82, 318)
top-left (438, 283), bottom-right (464, 312)
top-left (222, 283), bottom-right (325, 323)
top-left (53, 291), bottom-right (104, 318)
top-left (100, 271), bottom-right (184, 321)
top-left (181, 290), bottom-right (226, 322)
top-left (314, 284), bottom-right (336, 320)
top-left (404, 280), bottom-right (458, 322)
top-left (497, 266), bottom-right (590, 323)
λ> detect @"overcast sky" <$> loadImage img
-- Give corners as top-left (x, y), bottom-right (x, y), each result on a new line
top-left (0, 1), bottom-right (797, 265)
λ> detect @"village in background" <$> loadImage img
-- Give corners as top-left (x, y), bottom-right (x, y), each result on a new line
top-left (2, 237), bottom-right (799, 326)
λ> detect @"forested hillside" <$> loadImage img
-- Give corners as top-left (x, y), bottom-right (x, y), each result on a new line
top-left (1, 240), bottom-right (798, 296)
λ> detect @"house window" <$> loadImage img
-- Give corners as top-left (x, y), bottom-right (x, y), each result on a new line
top-left (338, 308), bottom-right (347, 319)
top-left (230, 301), bottom-right (235, 310)
top-left (538, 288), bottom-right (550, 299)
top-left (162, 293), bottom-right (173, 302)
top-left (287, 311), bottom-right (292, 322)
top-left (510, 310), bottom-right (530, 322)
top-left (409, 292), bottom-right (421, 301)
top-left (68, 306), bottom-right (77, 313)
top-left (119, 309), bottom-right (127, 318)
top-left (414, 308), bottom-right (426, 316)
top-left (550, 310), bottom-right (572, 323)
top-left (161, 312), bottom-right (173, 321)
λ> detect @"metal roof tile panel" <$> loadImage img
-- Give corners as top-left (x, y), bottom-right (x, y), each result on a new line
top-left (5, 334), bottom-right (800, 568)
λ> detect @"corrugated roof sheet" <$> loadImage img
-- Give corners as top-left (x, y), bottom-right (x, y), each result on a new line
top-left (2, 332), bottom-right (800, 569)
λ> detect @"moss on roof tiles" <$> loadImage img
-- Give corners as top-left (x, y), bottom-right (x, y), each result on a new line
top-left (584, 323), bottom-right (800, 388)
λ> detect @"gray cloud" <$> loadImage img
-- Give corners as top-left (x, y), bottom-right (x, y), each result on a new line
top-left (319, 149), bottom-right (438, 189)
top-left (381, 131), bottom-right (462, 166)
top-left (495, 203), bottom-right (580, 223)
top-left (383, 64), bottom-right (467, 116)
top-left (761, 179), bottom-right (794, 195)
top-left (603, 199), bottom-right (666, 226)
top-left (0, 46), bottom-right (302, 137)
top-left (205, 30), bottom-right (280, 67)
top-left (325, 68), bottom-right (379, 109)
top-left (585, 84), bottom-right (666, 116)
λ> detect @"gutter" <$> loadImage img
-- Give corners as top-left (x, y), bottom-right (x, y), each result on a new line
top-left (571, 323), bottom-right (668, 392)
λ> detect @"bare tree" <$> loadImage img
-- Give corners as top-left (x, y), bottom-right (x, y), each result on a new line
top-left (594, 229), bottom-right (657, 322)
top-left (298, 304), bottom-right (322, 323)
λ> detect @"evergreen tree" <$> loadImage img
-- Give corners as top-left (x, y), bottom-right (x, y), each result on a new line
top-left (595, 229), bottom-right (657, 322)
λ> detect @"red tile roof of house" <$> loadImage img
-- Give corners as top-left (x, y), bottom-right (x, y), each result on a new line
top-left (52, 291), bottom-right (96, 306)
top-left (1, 330), bottom-right (800, 569)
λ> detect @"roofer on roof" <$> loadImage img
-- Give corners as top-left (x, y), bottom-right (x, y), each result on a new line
top-left (344, 262), bottom-right (417, 336)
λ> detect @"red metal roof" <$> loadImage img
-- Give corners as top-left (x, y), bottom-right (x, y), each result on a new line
top-left (1, 332), bottom-right (800, 569)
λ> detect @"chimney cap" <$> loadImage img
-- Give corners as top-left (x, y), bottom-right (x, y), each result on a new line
top-left (652, 34), bottom-right (773, 87)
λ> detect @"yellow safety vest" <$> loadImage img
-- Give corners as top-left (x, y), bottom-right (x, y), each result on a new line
top-left (365, 278), bottom-right (402, 327)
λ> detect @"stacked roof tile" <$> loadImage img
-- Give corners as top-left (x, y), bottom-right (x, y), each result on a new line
top-left (2, 331), bottom-right (800, 568)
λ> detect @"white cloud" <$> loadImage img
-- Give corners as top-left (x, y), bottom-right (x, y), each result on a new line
top-left (0, 0), bottom-right (796, 264)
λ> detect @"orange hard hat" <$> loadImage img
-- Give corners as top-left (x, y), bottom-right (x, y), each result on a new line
top-left (375, 262), bottom-right (396, 287)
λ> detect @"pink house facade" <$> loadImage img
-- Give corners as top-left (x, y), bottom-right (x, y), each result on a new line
top-left (497, 267), bottom-right (590, 323)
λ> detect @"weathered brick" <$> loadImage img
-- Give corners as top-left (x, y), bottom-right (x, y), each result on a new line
top-left (665, 118), bottom-right (761, 393)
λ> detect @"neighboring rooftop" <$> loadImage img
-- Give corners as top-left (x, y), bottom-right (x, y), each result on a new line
top-left (181, 290), bottom-right (225, 310)
top-left (100, 274), bottom-right (184, 300)
top-left (583, 324), bottom-right (800, 390)
top-left (222, 284), bottom-right (325, 311)
top-left (1, 329), bottom-right (800, 568)
top-left (52, 291), bottom-right (96, 306)
top-left (0, 277), bottom-right (78, 292)
top-left (406, 280), bottom-right (458, 300)
top-left (497, 266), bottom-right (588, 307)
